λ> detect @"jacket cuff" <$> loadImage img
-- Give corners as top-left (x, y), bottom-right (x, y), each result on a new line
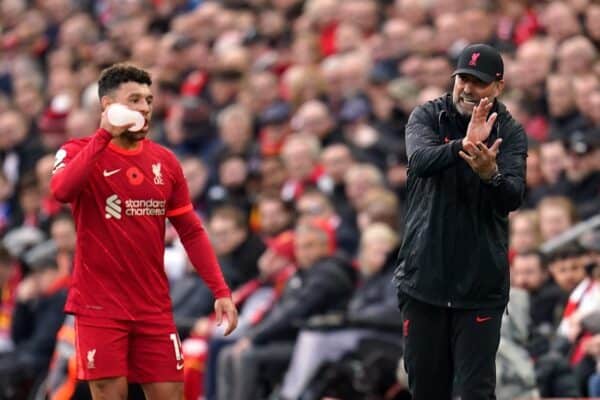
top-left (451, 139), bottom-right (463, 158)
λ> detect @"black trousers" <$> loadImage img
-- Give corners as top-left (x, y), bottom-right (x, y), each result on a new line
top-left (399, 295), bottom-right (504, 400)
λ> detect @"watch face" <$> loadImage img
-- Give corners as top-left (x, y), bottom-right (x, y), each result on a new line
top-left (491, 172), bottom-right (502, 186)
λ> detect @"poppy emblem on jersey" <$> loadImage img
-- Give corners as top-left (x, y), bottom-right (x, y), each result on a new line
top-left (87, 349), bottom-right (96, 369)
top-left (127, 166), bottom-right (144, 185)
top-left (469, 52), bottom-right (481, 66)
top-left (152, 163), bottom-right (164, 185)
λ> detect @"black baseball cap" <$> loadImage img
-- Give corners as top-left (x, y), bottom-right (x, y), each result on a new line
top-left (452, 44), bottom-right (504, 84)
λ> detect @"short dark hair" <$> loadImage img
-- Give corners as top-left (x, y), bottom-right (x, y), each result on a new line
top-left (545, 243), bottom-right (587, 266)
top-left (98, 63), bottom-right (152, 99)
top-left (513, 250), bottom-right (545, 268)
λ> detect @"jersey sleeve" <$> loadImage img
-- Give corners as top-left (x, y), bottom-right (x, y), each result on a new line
top-left (50, 129), bottom-right (112, 203)
top-left (166, 153), bottom-right (193, 217)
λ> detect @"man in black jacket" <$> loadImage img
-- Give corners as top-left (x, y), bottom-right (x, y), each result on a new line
top-left (394, 43), bottom-right (527, 399)
top-left (216, 219), bottom-right (355, 400)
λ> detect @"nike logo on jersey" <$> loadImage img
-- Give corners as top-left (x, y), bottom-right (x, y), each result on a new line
top-left (176, 363), bottom-right (184, 370)
top-left (476, 316), bottom-right (492, 323)
top-left (103, 168), bottom-right (121, 177)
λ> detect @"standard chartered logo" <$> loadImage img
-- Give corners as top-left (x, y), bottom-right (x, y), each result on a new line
top-left (105, 194), bottom-right (122, 219)
top-left (104, 195), bottom-right (166, 219)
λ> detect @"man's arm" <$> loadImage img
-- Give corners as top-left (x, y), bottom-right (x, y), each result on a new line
top-left (50, 129), bottom-right (113, 203)
top-left (51, 110), bottom-right (134, 203)
top-left (406, 106), bottom-right (463, 178)
top-left (169, 211), bottom-right (237, 335)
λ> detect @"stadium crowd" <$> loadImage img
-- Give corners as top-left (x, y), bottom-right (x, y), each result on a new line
top-left (0, 0), bottom-right (599, 398)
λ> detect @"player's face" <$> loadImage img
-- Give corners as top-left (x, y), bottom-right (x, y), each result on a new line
top-left (111, 81), bottom-right (153, 141)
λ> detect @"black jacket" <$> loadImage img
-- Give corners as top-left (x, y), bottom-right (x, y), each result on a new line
top-left (394, 94), bottom-right (527, 309)
top-left (6, 287), bottom-right (67, 374)
top-left (246, 255), bottom-right (355, 345)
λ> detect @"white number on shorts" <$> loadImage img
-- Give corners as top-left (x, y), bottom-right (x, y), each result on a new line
top-left (169, 333), bottom-right (183, 361)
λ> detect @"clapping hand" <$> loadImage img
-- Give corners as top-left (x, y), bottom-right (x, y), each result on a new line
top-left (459, 97), bottom-right (501, 181)
top-left (463, 97), bottom-right (497, 146)
top-left (459, 140), bottom-right (502, 181)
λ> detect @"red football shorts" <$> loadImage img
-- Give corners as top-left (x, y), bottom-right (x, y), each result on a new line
top-left (74, 315), bottom-right (184, 383)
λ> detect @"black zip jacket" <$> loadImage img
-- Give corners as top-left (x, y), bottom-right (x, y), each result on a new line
top-left (247, 254), bottom-right (355, 345)
top-left (393, 94), bottom-right (527, 309)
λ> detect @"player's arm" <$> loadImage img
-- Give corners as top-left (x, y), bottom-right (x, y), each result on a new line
top-left (50, 111), bottom-right (132, 203)
top-left (50, 129), bottom-right (111, 202)
top-left (167, 157), bottom-right (237, 335)
top-left (169, 210), bottom-right (231, 299)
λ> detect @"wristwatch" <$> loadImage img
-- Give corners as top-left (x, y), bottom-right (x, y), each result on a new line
top-left (487, 171), bottom-right (503, 187)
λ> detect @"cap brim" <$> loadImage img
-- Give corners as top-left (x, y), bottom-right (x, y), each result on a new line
top-left (452, 68), bottom-right (495, 84)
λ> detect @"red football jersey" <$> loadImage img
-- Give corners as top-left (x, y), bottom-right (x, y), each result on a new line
top-left (51, 129), bottom-right (228, 320)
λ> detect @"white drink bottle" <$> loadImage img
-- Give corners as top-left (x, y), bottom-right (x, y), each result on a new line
top-left (106, 103), bottom-right (145, 132)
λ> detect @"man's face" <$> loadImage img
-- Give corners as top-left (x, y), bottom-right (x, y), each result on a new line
top-left (294, 229), bottom-right (330, 269)
top-left (511, 254), bottom-right (546, 292)
top-left (258, 200), bottom-right (290, 236)
top-left (209, 217), bottom-right (246, 256)
top-left (526, 151), bottom-right (544, 188)
top-left (0, 111), bottom-right (27, 150)
top-left (452, 74), bottom-right (504, 116)
top-left (321, 146), bottom-right (354, 183)
top-left (549, 257), bottom-right (587, 293)
top-left (296, 195), bottom-right (332, 220)
top-left (282, 141), bottom-right (315, 180)
top-left (104, 81), bottom-right (153, 142)
top-left (547, 77), bottom-right (575, 117)
top-left (539, 141), bottom-right (566, 184)
top-left (510, 216), bottom-right (540, 254)
top-left (51, 219), bottom-right (76, 253)
top-left (539, 204), bottom-right (572, 241)
top-left (182, 159), bottom-right (207, 200)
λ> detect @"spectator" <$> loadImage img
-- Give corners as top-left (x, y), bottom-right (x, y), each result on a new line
top-left (541, 2), bottom-right (581, 43)
top-left (538, 139), bottom-right (568, 187)
top-left (0, 244), bottom-right (67, 398)
top-left (280, 134), bottom-right (331, 201)
top-left (208, 206), bottom-right (265, 290)
top-left (546, 74), bottom-right (586, 140)
top-left (511, 251), bottom-right (563, 330)
top-left (255, 195), bottom-right (295, 240)
top-left (538, 196), bottom-right (577, 242)
top-left (207, 154), bottom-right (254, 214)
top-left (291, 100), bottom-right (342, 146)
top-left (295, 189), bottom-right (358, 256)
top-left (510, 210), bottom-right (542, 256)
top-left (547, 245), bottom-right (588, 297)
top-left (276, 223), bottom-right (401, 400)
top-left (0, 245), bottom-right (19, 354)
top-left (181, 156), bottom-right (210, 217)
top-left (0, 0), bottom-right (599, 397)
top-left (557, 35), bottom-right (597, 76)
top-left (561, 130), bottom-right (600, 219)
top-left (320, 143), bottom-right (355, 218)
top-left (216, 220), bottom-right (355, 400)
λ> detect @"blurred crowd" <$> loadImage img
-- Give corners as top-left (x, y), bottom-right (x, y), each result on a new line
top-left (0, 0), bottom-right (599, 399)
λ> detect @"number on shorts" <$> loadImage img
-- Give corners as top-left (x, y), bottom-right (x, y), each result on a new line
top-left (169, 333), bottom-right (183, 361)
